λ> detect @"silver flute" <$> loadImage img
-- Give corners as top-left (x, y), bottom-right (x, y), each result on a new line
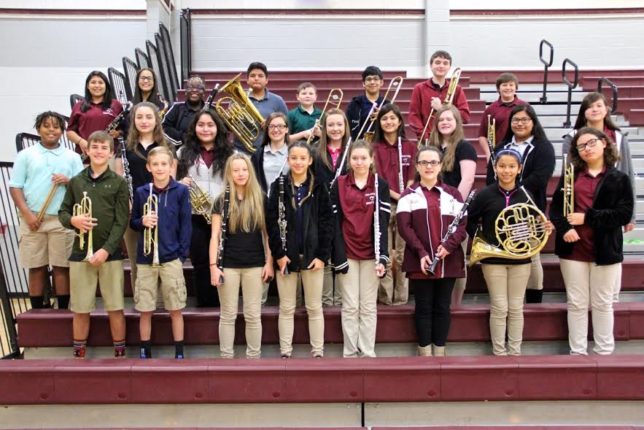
top-left (397, 136), bottom-right (405, 194)
top-left (217, 185), bottom-right (230, 284)
top-left (278, 175), bottom-right (289, 275)
top-left (119, 137), bottom-right (133, 203)
top-left (374, 173), bottom-right (381, 269)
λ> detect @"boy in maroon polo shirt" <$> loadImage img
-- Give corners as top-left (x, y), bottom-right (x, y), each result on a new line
top-left (477, 73), bottom-right (528, 161)
top-left (408, 51), bottom-right (470, 144)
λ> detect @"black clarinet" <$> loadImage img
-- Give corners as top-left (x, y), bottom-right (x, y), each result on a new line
top-left (216, 185), bottom-right (230, 284)
top-left (278, 175), bottom-right (289, 275)
top-left (203, 84), bottom-right (221, 111)
top-left (427, 190), bottom-right (476, 275)
top-left (119, 137), bottom-right (133, 204)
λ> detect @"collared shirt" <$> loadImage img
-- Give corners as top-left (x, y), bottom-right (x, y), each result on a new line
top-left (288, 105), bottom-right (322, 134)
top-left (263, 143), bottom-right (289, 191)
top-left (338, 173), bottom-right (376, 260)
top-left (68, 99), bottom-right (123, 155)
top-left (477, 97), bottom-right (528, 141)
top-left (373, 138), bottom-right (417, 196)
top-left (293, 179), bottom-right (310, 254)
top-left (200, 147), bottom-right (215, 169)
top-left (248, 89), bottom-right (288, 149)
top-left (124, 142), bottom-right (160, 190)
top-left (569, 167), bottom-right (606, 262)
top-left (10, 143), bottom-right (84, 215)
top-left (327, 146), bottom-right (342, 170)
top-left (510, 136), bottom-right (534, 158)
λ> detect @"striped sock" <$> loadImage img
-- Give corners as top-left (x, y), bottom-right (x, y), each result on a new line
top-left (73, 339), bottom-right (87, 359)
top-left (113, 339), bottom-right (126, 358)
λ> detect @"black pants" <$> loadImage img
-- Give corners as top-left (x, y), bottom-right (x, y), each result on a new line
top-left (191, 215), bottom-right (219, 307)
top-left (412, 278), bottom-right (455, 347)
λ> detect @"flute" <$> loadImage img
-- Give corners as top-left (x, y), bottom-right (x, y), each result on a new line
top-left (374, 173), bottom-right (381, 270)
top-left (427, 190), bottom-right (475, 275)
top-left (397, 136), bottom-right (405, 194)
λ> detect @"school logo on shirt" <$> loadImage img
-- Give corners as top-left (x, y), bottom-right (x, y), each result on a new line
top-left (366, 192), bottom-right (376, 206)
top-left (401, 154), bottom-right (412, 167)
top-left (104, 108), bottom-right (116, 117)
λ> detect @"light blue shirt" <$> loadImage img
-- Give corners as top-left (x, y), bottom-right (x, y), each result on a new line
top-left (263, 143), bottom-right (289, 196)
top-left (10, 143), bottom-right (84, 215)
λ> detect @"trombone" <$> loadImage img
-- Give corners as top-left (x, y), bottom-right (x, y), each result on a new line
top-left (418, 67), bottom-right (462, 148)
top-left (363, 76), bottom-right (405, 143)
top-left (72, 191), bottom-right (94, 261)
top-left (305, 88), bottom-right (343, 145)
top-left (143, 185), bottom-right (161, 267)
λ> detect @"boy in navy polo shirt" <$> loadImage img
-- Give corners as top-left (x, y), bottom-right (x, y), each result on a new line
top-left (346, 66), bottom-right (388, 140)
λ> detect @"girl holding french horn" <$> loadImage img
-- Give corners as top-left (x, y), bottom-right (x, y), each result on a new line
top-left (550, 128), bottom-right (633, 356)
top-left (468, 148), bottom-right (552, 356)
top-left (397, 146), bottom-right (468, 357)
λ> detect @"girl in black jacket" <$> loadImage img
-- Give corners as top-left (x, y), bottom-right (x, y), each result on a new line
top-left (487, 104), bottom-right (555, 303)
top-left (549, 128), bottom-right (633, 356)
top-left (266, 141), bottom-right (334, 358)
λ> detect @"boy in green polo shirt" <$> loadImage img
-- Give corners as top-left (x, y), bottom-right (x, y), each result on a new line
top-left (59, 130), bottom-right (130, 358)
top-left (287, 82), bottom-right (322, 143)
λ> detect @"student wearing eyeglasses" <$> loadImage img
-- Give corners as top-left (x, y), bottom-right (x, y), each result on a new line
top-left (549, 128), bottom-right (633, 355)
top-left (396, 146), bottom-right (467, 357)
top-left (486, 104), bottom-right (555, 303)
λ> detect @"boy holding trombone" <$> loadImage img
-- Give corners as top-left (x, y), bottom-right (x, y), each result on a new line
top-left (59, 131), bottom-right (129, 359)
top-left (130, 146), bottom-right (191, 359)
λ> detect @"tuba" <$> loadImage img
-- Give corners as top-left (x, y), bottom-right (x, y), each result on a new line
top-left (143, 186), bottom-right (161, 267)
top-left (418, 67), bottom-right (462, 148)
top-left (214, 73), bottom-right (265, 153)
top-left (469, 201), bottom-right (550, 266)
top-left (72, 191), bottom-right (94, 261)
top-left (562, 154), bottom-right (575, 217)
top-left (188, 175), bottom-right (214, 224)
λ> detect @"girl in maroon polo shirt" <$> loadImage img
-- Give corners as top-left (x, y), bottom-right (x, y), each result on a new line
top-left (397, 146), bottom-right (467, 357)
top-left (550, 128), bottom-right (633, 355)
top-left (315, 107), bottom-right (351, 307)
top-left (331, 140), bottom-right (390, 358)
top-left (372, 103), bottom-right (417, 306)
top-left (177, 110), bottom-right (233, 308)
top-left (428, 105), bottom-right (477, 306)
top-left (67, 70), bottom-right (123, 158)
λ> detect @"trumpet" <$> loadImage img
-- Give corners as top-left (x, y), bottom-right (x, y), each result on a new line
top-left (36, 183), bottom-right (59, 223)
top-left (214, 73), bottom-right (265, 153)
top-left (72, 191), bottom-right (94, 261)
top-left (562, 154), bottom-right (575, 217)
top-left (418, 68), bottom-right (462, 148)
top-left (469, 200), bottom-right (550, 266)
top-left (306, 88), bottom-right (343, 145)
top-left (188, 175), bottom-right (214, 224)
top-left (363, 76), bottom-right (405, 143)
top-left (143, 185), bottom-right (161, 267)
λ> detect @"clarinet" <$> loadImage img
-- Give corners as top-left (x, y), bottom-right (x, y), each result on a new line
top-left (216, 185), bottom-right (230, 284)
top-left (374, 173), bottom-right (381, 269)
top-left (397, 136), bottom-right (405, 194)
top-left (278, 175), bottom-right (289, 275)
top-left (427, 190), bottom-right (476, 275)
top-left (119, 137), bottom-right (133, 203)
top-left (202, 83), bottom-right (221, 111)
top-left (106, 99), bottom-right (132, 135)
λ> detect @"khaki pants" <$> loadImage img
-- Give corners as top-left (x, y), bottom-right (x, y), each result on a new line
top-left (379, 203), bottom-right (408, 305)
top-left (277, 269), bottom-right (324, 357)
top-left (339, 259), bottom-right (379, 357)
top-left (612, 263), bottom-right (622, 303)
top-left (526, 253), bottom-right (544, 290)
top-left (322, 264), bottom-right (342, 306)
top-left (217, 267), bottom-right (263, 359)
top-left (560, 259), bottom-right (618, 355)
top-left (123, 226), bottom-right (138, 289)
top-left (482, 263), bottom-right (531, 356)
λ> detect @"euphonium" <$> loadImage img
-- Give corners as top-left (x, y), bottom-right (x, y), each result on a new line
top-left (143, 186), bottom-right (161, 267)
top-left (419, 67), bottom-right (462, 148)
top-left (363, 76), bottom-right (405, 143)
top-left (469, 201), bottom-right (550, 266)
top-left (214, 73), bottom-right (265, 153)
top-left (562, 154), bottom-right (575, 217)
top-left (72, 191), bottom-right (93, 261)
top-left (305, 88), bottom-right (344, 145)
top-left (188, 175), bottom-right (214, 224)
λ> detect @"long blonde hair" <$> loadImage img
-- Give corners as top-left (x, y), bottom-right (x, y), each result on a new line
top-left (222, 153), bottom-right (265, 233)
top-left (428, 105), bottom-right (464, 172)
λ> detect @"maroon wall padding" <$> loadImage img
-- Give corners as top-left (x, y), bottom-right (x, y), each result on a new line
top-left (0, 356), bottom-right (642, 405)
top-left (16, 303), bottom-right (644, 348)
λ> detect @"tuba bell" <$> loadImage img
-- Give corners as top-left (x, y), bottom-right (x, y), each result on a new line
top-left (469, 202), bottom-right (550, 266)
top-left (214, 73), bottom-right (265, 153)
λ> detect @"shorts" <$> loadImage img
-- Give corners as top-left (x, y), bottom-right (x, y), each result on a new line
top-left (70, 260), bottom-right (125, 313)
top-left (134, 258), bottom-right (187, 312)
top-left (19, 215), bottom-right (74, 268)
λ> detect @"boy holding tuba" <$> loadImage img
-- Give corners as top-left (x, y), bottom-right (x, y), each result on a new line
top-left (59, 131), bottom-right (129, 358)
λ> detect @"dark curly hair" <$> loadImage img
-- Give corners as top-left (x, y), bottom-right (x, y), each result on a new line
top-left (568, 127), bottom-right (619, 172)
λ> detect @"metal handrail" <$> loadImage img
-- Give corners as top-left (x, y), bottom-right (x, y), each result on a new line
top-left (562, 58), bottom-right (579, 128)
top-left (539, 39), bottom-right (554, 104)
top-left (180, 9), bottom-right (192, 84)
top-left (597, 77), bottom-right (619, 114)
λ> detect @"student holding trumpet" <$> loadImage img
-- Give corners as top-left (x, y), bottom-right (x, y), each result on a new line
top-left (130, 146), bottom-right (192, 359)
top-left (10, 111), bottom-right (84, 310)
top-left (59, 131), bottom-right (130, 359)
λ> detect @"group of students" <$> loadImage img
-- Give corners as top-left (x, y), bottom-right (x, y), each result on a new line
top-left (10, 49), bottom-right (635, 359)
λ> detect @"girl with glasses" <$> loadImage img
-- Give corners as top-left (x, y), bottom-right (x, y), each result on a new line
top-left (397, 146), bottom-right (467, 357)
top-left (486, 104), bottom-right (555, 304)
top-left (549, 128), bottom-right (633, 355)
